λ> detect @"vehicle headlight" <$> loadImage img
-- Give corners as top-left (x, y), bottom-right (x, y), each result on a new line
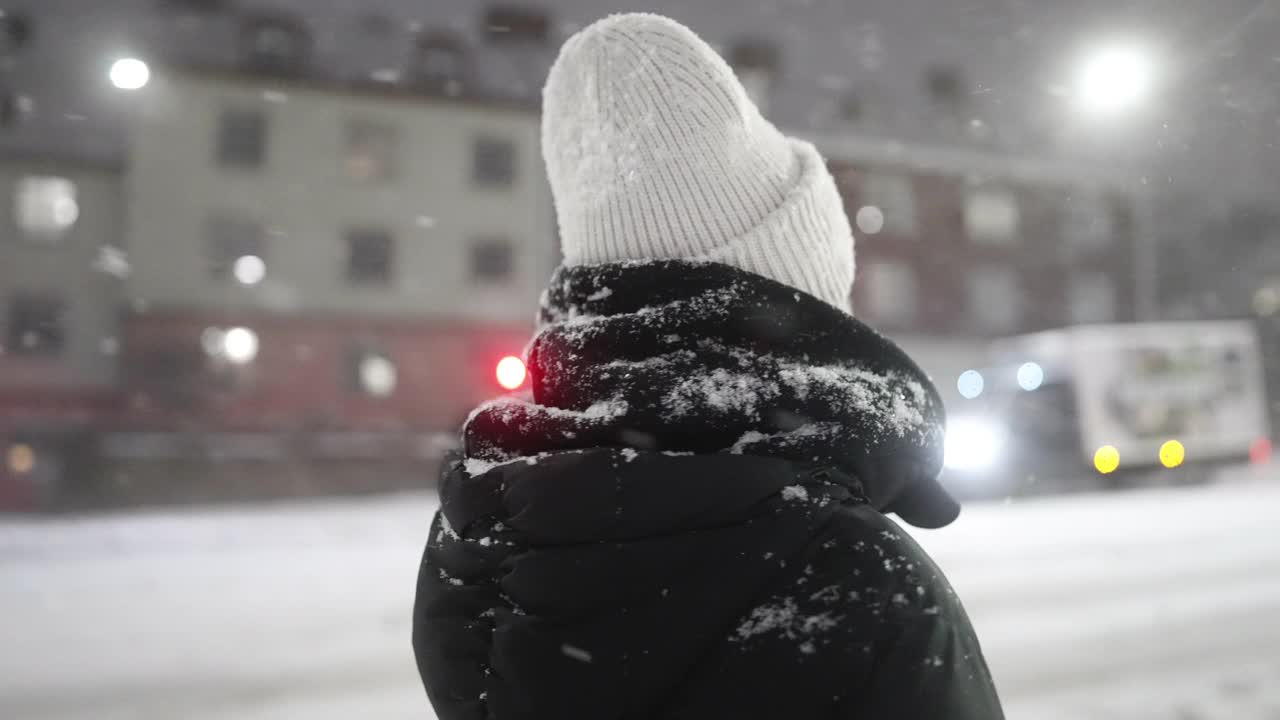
top-left (944, 416), bottom-right (1007, 472)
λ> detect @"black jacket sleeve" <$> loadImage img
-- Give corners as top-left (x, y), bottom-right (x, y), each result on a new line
top-left (842, 610), bottom-right (1004, 719)
top-left (829, 505), bottom-right (1004, 719)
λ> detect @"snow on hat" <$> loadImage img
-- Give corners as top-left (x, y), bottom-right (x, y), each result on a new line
top-left (541, 13), bottom-right (855, 312)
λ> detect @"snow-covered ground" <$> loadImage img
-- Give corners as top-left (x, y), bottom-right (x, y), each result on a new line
top-left (2, 466), bottom-right (1278, 719)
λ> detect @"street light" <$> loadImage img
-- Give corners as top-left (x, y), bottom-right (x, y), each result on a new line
top-left (1073, 42), bottom-right (1153, 117)
top-left (109, 58), bottom-right (150, 90)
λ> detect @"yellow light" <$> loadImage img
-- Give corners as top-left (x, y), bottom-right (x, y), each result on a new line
top-left (1159, 439), bottom-right (1185, 469)
top-left (1093, 445), bottom-right (1120, 474)
top-left (6, 443), bottom-right (36, 475)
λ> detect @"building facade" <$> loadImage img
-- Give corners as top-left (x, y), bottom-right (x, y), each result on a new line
top-left (819, 137), bottom-right (1138, 339)
top-left (0, 2), bottom-right (1169, 509)
top-left (0, 155), bottom-right (126, 508)
top-left (812, 135), bottom-right (1141, 406)
top-left (119, 65), bottom-right (552, 432)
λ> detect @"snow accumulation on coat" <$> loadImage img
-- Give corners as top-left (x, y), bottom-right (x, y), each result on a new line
top-left (464, 265), bottom-right (940, 474)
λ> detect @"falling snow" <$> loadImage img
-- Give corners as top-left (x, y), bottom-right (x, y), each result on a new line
top-left (560, 644), bottom-right (593, 663)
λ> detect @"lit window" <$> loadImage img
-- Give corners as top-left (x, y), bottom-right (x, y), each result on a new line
top-left (1063, 191), bottom-right (1114, 247)
top-left (967, 264), bottom-right (1022, 332)
top-left (344, 120), bottom-right (399, 182)
top-left (860, 173), bottom-right (918, 237)
top-left (1069, 272), bottom-right (1117, 324)
top-left (5, 294), bottom-right (66, 357)
top-left (14, 176), bottom-right (78, 240)
top-left (862, 260), bottom-right (919, 325)
top-left (965, 188), bottom-right (1020, 245)
top-left (471, 237), bottom-right (514, 284)
top-left (346, 228), bottom-right (394, 285)
top-left (204, 214), bottom-right (264, 281)
top-left (473, 136), bottom-right (516, 187)
top-left (216, 108), bottom-right (267, 169)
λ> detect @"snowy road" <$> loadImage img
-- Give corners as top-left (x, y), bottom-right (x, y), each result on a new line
top-left (2, 468), bottom-right (1278, 720)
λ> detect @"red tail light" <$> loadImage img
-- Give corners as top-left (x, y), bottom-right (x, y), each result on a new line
top-left (1249, 437), bottom-right (1273, 466)
top-left (496, 355), bottom-right (527, 390)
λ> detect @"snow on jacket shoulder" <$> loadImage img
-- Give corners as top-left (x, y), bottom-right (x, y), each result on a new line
top-left (412, 448), bottom-right (1003, 720)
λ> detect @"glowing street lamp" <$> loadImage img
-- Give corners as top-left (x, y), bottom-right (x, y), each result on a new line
top-left (109, 57), bottom-right (150, 90)
top-left (1073, 42), bottom-right (1153, 118)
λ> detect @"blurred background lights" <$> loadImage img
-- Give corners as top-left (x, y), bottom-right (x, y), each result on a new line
top-left (233, 255), bottom-right (266, 285)
top-left (222, 327), bottom-right (259, 364)
top-left (1250, 437), bottom-right (1273, 465)
top-left (1253, 286), bottom-right (1280, 317)
top-left (1017, 361), bottom-right (1045, 391)
top-left (1094, 445), bottom-right (1121, 474)
top-left (6, 443), bottom-right (35, 475)
top-left (854, 205), bottom-right (885, 235)
top-left (496, 355), bottom-right (527, 390)
top-left (109, 57), bottom-right (150, 90)
top-left (1074, 42), bottom-right (1153, 117)
top-left (957, 369), bottom-right (985, 399)
top-left (359, 354), bottom-right (397, 397)
top-left (944, 416), bottom-right (1006, 472)
top-left (200, 327), bottom-right (225, 356)
top-left (1159, 439), bottom-right (1185, 469)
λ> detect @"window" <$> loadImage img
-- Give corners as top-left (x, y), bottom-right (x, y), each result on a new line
top-left (482, 5), bottom-right (551, 44)
top-left (157, 0), bottom-right (229, 12)
top-left (1069, 272), bottom-right (1117, 324)
top-left (346, 228), bottom-right (394, 285)
top-left (14, 176), bottom-right (78, 240)
top-left (216, 108), bottom-right (267, 169)
top-left (924, 64), bottom-right (967, 108)
top-left (344, 120), bottom-right (399, 182)
top-left (0, 91), bottom-right (32, 130)
top-left (413, 29), bottom-right (467, 90)
top-left (965, 188), bottom-right (1020, 245)
top-left (470, 237), bottom-right (514, 284)
top-left (837, 91), bottom-right (863, 124)
top-left (1063, 191), bottom-right (1114, 247)
top-left (860, 173), bottom-right (918, 236)
top-left (240, 12), bottom-right (311, 75)
top-left (346, 345), bottom-right (397, 397)
top-left (861, 260), bottom-right (919, 325)
top-left (0, 11), bottom-right (31, 57)
top-left (473, 136), bottom-right (516, 187)
top-left (5, 294), bottom-right (66, 357)
top-left (967, 264), bottom-right (1022, 332)
top-left (204, 214), bottom-right (263, 281)
top-left (728, 39), bottom-right (780, 114)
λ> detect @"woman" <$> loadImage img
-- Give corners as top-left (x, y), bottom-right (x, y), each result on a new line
top-left (414, 13), bottom-right (1003, 719)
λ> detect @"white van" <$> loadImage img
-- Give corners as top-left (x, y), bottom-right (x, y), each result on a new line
top-left (942, 321), bottom-right (1273, 497)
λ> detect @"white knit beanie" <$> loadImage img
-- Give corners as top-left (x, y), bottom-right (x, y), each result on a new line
top-left (541, 13), bottom-right (855, 312)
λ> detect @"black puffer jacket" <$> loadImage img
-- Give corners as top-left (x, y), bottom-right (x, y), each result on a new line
top-left (413, 261), bottom-right (1003, 719)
